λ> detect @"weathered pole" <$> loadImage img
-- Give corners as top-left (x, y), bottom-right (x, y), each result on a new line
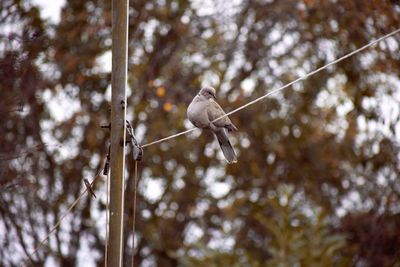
top-left (108, 0), bottom-right (129, 265)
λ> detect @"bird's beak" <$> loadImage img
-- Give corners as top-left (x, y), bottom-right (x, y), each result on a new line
top-left (212, 93), bottom-right (217, 100)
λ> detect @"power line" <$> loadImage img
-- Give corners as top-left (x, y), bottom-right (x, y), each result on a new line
top-left (142, 128), bottom-right (199, 148)
top-left (105, 170), bottom-right (110, 267)
top-left (131, 161), bottom-right (139, 267)
top-left (141, 27), bottom-right (400, 149)
top-left (23, 168), bottom-right (104, 267)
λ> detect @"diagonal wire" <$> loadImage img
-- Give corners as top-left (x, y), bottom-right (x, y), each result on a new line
top-left (105, 170), bottom-right (110, 267)
top-left (131, 161), bottom-right (139, 267)
top-left (23, 168), bottom-right (104, 266)
top-left (141, 27), bottom-right (400, 149)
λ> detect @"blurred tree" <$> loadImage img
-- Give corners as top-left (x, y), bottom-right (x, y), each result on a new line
top-left (1, 0), bottom-right (400, 266)
top-left (178, 185), bottom-right (350, 267)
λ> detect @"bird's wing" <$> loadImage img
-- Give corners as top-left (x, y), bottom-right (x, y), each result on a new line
top-left (207, 99), bottom-right (232, 127)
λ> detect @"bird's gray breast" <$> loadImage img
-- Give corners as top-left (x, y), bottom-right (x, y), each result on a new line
top-left (187, 97), bottom-right (210, 128)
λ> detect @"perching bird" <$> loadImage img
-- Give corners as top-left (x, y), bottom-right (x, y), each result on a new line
top-left (187, 86), bottom-right (237, 163)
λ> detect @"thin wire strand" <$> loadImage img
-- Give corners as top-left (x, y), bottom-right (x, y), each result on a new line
top-left (142, 128), bottom-right (198, 148)
top-left (105, 170), bottom-right (110, 267)
top-left (141, 28), bottom-right (400, 148)
top-left (23, 168), bottom-right (103, 267)
top-left (131, 161), bottom-right (138, 267)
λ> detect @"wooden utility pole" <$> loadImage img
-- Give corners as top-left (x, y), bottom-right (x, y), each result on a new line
top-left (108, 0), bottom-right (129, 266)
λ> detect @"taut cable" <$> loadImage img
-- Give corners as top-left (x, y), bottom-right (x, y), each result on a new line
top-left (141, 28), bottom-right (400, 149)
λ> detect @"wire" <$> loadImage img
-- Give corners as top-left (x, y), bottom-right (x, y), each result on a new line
top-left (104, 170), bottom-right (110, 267)
top-left (142, 128), bottom-right (199, 148)
top-left (141, 27), bottom-right (400, 148)
top-left (23, 168), bottom-right (104, 266)
top-left (131, 161), bottom-right (139, 267)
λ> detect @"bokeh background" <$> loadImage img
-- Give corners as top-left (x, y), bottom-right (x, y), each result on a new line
top-left (1, 0), bottom-right (400, 266)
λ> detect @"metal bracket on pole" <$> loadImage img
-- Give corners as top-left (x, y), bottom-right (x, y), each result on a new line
top-left (102, 122), bottom-right (143, 163)
top-left (126, 120), bottom-right (143, 161)
top-left (103, 144), bottom-right (111, 175)
top-left (100, 124), bottom-right (111, 175)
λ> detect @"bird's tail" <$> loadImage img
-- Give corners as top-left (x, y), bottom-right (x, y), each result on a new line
top-left (214, 129), bottom-right (237, 164)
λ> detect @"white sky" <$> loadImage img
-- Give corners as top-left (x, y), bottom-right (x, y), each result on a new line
top-left (31, 0), bottom-right (65, 23)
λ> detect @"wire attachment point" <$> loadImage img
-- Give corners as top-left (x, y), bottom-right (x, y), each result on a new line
top-left (126, 120), bottom-right (143, 161)
top-left (103, 144), bottom-right (110, 175)
top-left (84, 178), bottom-right (97, 198)
top-left (101, 123), bottom-right (111, 129)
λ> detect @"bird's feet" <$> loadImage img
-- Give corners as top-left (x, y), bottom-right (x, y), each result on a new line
top-left (225, 124), bottom-right (237, 132)
top-left (208, 122), bottom-right (219, 132)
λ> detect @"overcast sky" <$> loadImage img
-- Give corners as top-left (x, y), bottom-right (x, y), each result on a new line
top-left (32, 0), bottom-right (65, 23)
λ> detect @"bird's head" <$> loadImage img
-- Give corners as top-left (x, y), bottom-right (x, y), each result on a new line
top-left (199, 86), bottom-right (217, 100)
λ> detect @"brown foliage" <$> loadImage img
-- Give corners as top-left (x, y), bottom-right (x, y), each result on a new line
top-left (1, 0), bottom-right (400, 266)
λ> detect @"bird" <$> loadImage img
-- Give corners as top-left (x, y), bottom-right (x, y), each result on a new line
top-left (187, 86), bottom-right (238, 163)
